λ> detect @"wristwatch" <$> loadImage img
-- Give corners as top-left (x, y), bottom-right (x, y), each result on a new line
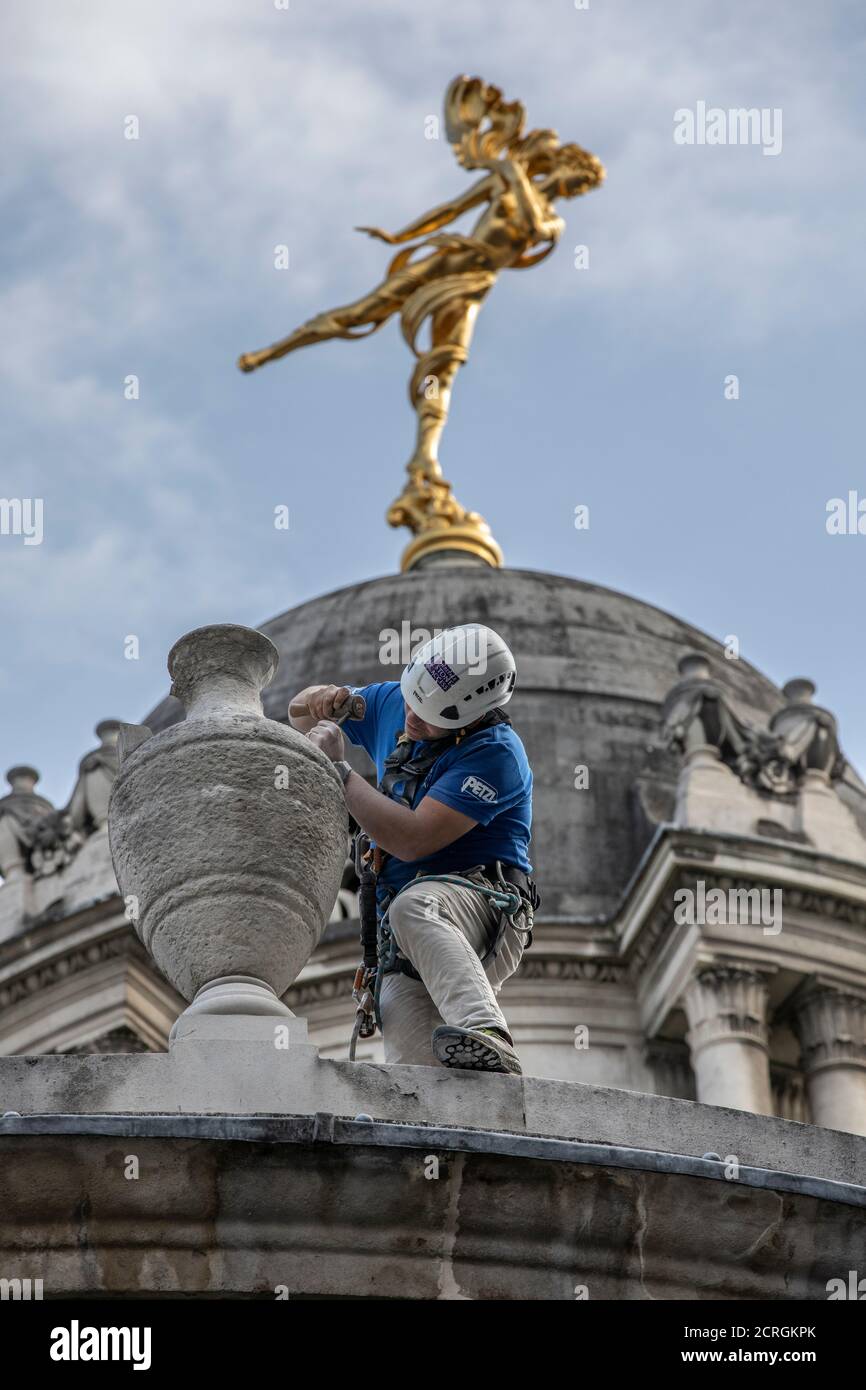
top-left (333, 760), bottom-right (353, 786)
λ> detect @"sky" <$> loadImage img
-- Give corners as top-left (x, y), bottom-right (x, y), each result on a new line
top-left (1, 0), bottom-right (865, 806)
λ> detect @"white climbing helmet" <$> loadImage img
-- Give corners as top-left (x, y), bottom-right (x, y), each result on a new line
top-left (400, 624), bottom-right (517, 729)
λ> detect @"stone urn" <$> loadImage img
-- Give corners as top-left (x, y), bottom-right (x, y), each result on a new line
top-left (108, 624), bottom-right (348, 1031)
top-left (771, 678), bottom-right (842, 776)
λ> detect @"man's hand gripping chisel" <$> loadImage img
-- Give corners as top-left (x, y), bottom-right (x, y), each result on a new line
top-left (288, 692), bottom-right (367, 727)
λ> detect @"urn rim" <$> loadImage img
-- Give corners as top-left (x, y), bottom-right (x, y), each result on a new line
top-left (168, 624), bottom-right (279, 710)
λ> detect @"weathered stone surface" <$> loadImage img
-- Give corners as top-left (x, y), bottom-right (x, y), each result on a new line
top-left (108, 625), bottom-right (348, 1011)
top-left (66, 720), bottom-right (121, 835)
top-left (0, 1124), bottom-right (862, 1299)
top-left (0, 768), bottom-right (54, 881)
top-left (1, 1047), bottom-right (864, 1184)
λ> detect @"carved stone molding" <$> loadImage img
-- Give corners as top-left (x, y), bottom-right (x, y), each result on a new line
top-left (7, 722), bottom-right (125, 881)
top-left (516, 957), bottom-right (627, 984)
top-left (52, 1025), bottom-right (151, 1056)
top-left (779, 886), bottom-right (866, 928)
top-left (791, 987), bottom-right (866, 1074)
top-left (0, 766), bottom-right (55, 879)
top-left (629, 865), bottom-right (866, 990)
top-left (285, 976), bottom-right (350, 1010)
top-left (627, 875), bottom-right (693, 982)
top-left (0, 930), bottom-right (137, 1010)
top-left (684, 967), bottom-right (772, 1055)
top-left (29, 812), bottom-right (87, 878)
top-left (662, 658), bottom-right (846, 798)
top-left (284, 954), bottom-right (630, 1011)
top-left (688, 871), bottom-right (866, 928)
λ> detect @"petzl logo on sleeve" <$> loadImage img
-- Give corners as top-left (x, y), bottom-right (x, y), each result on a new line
top-left (461, 775), bottom-right (498, 803)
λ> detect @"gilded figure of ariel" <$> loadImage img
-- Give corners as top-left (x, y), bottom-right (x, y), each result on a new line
top-left (239, 76), bottom-right (604, 543)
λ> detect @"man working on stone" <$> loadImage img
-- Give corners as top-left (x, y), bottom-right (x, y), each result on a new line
top-left (288, 624), bottom-right (536, 1075)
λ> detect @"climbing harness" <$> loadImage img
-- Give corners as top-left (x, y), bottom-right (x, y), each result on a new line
top-left (371, 861), bottom-right (538, 1035)
top-left (378, 706), bottom-right (512, 808)
top-left (349, 831), bottom-right (381, 1060)
top-left (347, 709), bottom-right (539, 1059)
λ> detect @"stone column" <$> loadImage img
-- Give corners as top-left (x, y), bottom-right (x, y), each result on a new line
top-left (770, 1065), bottom-right (809, 1124)
top-left (790, 986), bottom-right (866, 1136)
top-left (683, 966), bottom-right (773, 1114)
top-left (643, 1038), bottom-right (696, 1101)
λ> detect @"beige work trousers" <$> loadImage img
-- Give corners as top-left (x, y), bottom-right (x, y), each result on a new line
top-left (378, 875), bottom-right (525, 1067)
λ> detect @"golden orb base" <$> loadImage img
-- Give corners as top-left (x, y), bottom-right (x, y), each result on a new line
top-left (399, 523), bottom-right (504, 572)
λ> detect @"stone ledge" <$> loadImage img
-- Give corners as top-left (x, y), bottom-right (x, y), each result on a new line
top-left (1, 1046), bottom-right (864, 1185)
top-left (3, 1111), bottom-right (864, 1209)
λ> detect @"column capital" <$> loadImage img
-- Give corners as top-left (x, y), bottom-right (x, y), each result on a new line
top-left (684, 964), bottom-right (773, 1056)
top-left (790, 983), bottom-right (866, 1074)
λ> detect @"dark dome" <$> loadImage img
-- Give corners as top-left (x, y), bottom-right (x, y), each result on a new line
top-left (144, 567), bottom-right (783, 918)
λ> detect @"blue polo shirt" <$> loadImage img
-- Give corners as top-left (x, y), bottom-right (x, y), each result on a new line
top-left (343, 680), bottom-right (533, 898)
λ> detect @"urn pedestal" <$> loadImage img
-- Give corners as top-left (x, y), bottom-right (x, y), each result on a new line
top-left (108, 624), bottom-right (348, 1038)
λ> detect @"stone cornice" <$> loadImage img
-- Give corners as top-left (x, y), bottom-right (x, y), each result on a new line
top-left (515, 956), bottom-right (626, 983)
top-left (618, 825), bottom-right (866, 953)
top-left (52, 1025), bottom-right (151, 1056)
top-left (0, 925), bottom-right (152, 1011)
top-left (619, 830), bottom-right (866, 1003)
top-left (628, 866), bottom-right (866, 985)
top-left (285, 975), bottom-right (349, 1009)
top-left (0, 892), bottom-right (125, 974)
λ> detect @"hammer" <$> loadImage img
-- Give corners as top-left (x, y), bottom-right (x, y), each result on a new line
top-left (288, 693), bottom-right (367, 727)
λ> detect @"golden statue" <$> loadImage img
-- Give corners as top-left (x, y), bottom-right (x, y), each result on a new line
top-left (239, 76), bottom-right (605, 569)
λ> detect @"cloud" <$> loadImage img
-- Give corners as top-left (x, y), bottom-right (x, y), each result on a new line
top-left (1, 0), bottom-right (864, 791)
top-left (4, 0), bottom-right (863, 345)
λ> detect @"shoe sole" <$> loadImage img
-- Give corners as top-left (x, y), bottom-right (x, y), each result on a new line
top-left (432, 1028), bottom-right (522, 1075)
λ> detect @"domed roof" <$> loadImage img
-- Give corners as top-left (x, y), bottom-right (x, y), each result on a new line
top-left (144, 567), bottom-right (783, 918)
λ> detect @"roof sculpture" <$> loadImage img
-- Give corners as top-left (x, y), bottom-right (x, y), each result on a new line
top-left (238, 75), bottom-right (604, 570)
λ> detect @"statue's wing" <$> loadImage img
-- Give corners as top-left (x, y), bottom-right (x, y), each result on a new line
top-left (445, 75), bottom-right (525, 170)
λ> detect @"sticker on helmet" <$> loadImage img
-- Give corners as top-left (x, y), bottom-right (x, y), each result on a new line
top-left (461, 775), bottom-right (498, 804)
top-left (424, 658), bottom-right (459, 692)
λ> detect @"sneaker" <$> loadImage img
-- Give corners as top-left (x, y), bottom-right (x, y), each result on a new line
top-left (432, 1025), bottom-right (523, 1075)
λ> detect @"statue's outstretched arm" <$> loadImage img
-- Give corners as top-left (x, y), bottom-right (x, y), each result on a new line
top-left (356, 173), bottom-right (494, 245)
